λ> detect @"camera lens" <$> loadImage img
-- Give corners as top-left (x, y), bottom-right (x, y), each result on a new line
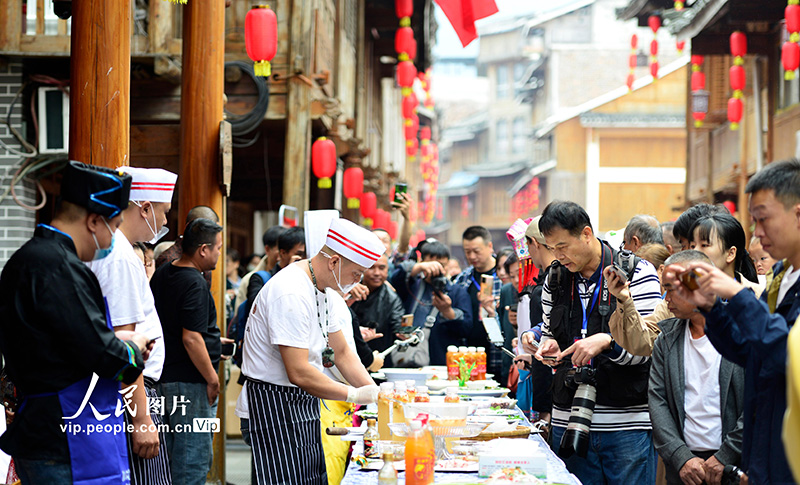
top-left (558, 382), bottom-right (596, 459)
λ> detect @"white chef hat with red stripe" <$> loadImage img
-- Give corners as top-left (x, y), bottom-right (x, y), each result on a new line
top-left (325, 217), bottom-right (385, 268)
top-left (116, 166), bottom-right (178, 203)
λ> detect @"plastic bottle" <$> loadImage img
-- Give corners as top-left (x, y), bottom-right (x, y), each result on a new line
top-left (466, 346), bottom-right (478, 380)
top-left (392, 382), bottom-right (409, 438)
top-left (446, 345), bottom-right (459, 380)
top-left (378, 382), bottom-right (394, 440)
top-left (476, 346), bottom-right (487, 380)
top-left (457, 346), bottom-right (468, 382)
top-left (444, 387), bottom-right (460, 403)
top-left (378, 452), bottom-right (398, 484)
top-left (405, 420), bottom-right (435, 484)
top-left (414, 386), bottom-right (430, 403)
top-left (405, 380), bottom-right (417, 401)
top-left (363, 418), bottom-right (379, 458)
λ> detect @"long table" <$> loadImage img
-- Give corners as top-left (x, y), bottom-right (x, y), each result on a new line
top-left (340, 431), bottom-right (581, 484)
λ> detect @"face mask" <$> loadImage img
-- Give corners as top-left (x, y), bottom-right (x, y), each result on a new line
top-left (321, 251), bottom-right (360, 295)
top-left (133, 201), bottom-right (169, 244)
top-left (92, 218), bottom-right (116, 260)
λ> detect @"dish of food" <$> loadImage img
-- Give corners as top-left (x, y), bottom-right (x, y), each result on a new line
top-left (357, 458), bottom-right (478, 472)
top-left (486, 467), bottom-right (545, 483)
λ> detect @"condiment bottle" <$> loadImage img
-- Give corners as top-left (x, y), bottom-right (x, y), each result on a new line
top-left (363, 418), bottom-right (379, 458)
top-left (377, 452), bottom-right (398, 484)
top-left (476, 346), bottom-right (487, 380)
top-left (446, 345), bottom-right (459, 380)
top-left (466, 346), bottom-right (478, 380)
top-left (444, 387), bottom-right (460, 403)
top-left (377, 382), bottom-right (394, 440)
top-left (414, 386), bottom-right (430, 402)
top-left (405, 420), bottom-right (435, 484)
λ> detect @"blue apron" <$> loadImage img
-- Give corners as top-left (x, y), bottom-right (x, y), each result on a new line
top-left (516, 368), bottom-right (533, 420)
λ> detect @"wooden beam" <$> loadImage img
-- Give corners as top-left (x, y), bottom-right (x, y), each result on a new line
top-left (178, 1), bottom-right (227, 481)
top-left (148, 0), bottom-right (172, 54)
top-left (36, 0), bottom-right (44, 35)
top-left (68, 0), bottom-right (131, 168)
top-left (283, 0), bottom-right (315, 215)
top-left (0, 0), bottom-right (21, 51)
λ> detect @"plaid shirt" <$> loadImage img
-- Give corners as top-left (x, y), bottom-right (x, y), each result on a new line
top-left (454, 265), bottom-right (504, 376)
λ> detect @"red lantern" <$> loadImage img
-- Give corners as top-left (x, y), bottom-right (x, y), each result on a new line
top-left (691, 71), bottom-right (706, 91)
top-left (626, 73), bottom-right (635, 91)
top-left (406, 138), bottom-right (418, 157)
top-left (784, 41), bottom-right (800, 79)
top-left (395, 0), bottom-right (413, 19)
top-left (420, 126), bottom-right (431, 140)
top-left (730, 32), bottom-right (747, 58)
top-left (404, 119), bottom-right (418, 141)
top-left (343, 167), bottom-right (364, 209)
top-left (629, 54), bottom-right (637, 69)
top-left (788, 4), bottom-right (800, 33)
top-left (245, 6), bottom-right (278, 77)
top-left (388, 221), bottom-right (399, 241)
top-left (691, 55), bottom-right (705, 66)
top-left (416, 229), bottom-right (426, 242)
top-left (650, 39), bottom-right (658, 56)
top-left (730, 65), bottom-right (746, 92)
top-left (650, 61), bottom-right (659, 79)
top-left (311, 137), bottom-right (336, 189)
top-left (648, 15), bottom-right (661, 33)
top-left (692, 111), bottom-right (706, 125)
top-left (360, 192), bottom-right (377, 223)
top-left (395, 27), bottom-right (415, 61)
top-left (402, 92), bottom-right (418, 119)
top-left (631, 34), bottom-right (638, 49)
top-left (728, 97), bottom-right (743, 130)
top-left (397, 61), bottom-right (417, 87)
top-left (676, 41), bottom-right (686, 54)
top-left (722, 200), bottom-right (736, 215)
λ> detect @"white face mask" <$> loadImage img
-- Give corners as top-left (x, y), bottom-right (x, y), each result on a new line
top-left (133, 201), bottom-right (169, 244)
top-left (91, 218), bottom-right (116, 260)
top-left (321, 251), bottom-right (361, 295)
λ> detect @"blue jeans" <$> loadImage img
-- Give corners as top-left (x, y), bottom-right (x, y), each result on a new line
top-left (550, 425), bottom-right (656, 485)
top-left (159, 381), bottom-right (218, 485)
top-left (15, 458), bottom-right (72, 485)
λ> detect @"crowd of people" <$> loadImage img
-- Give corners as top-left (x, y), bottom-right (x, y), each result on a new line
top-left (0, 158), bottom-right (799, 485)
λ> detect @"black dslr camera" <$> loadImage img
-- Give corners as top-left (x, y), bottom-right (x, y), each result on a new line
top-left (559, 366), bottom-right (597, 459)
top-left (430, 275), bottom-right (449, 296)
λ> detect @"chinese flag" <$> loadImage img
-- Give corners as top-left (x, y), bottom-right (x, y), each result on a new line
top-left (435, 0), bottom-right (499, 47)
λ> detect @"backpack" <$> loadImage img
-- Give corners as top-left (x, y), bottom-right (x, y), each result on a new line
top-left (228, 270), bottom-right (270, 367)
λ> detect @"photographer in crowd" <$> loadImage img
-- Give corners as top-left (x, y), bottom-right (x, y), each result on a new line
top-left (521, 201), bottom-right (662, 483)
top-left (390, 240), bottom-right (472, 366)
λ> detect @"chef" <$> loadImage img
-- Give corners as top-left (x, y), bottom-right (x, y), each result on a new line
top-left (242, 217), bottom-right (383, 484)
top-left (0, 161), bottom-right (153, 484)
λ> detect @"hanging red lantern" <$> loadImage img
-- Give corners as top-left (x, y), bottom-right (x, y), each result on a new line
top-left (406, 138), bottom-right (418, 157)
top-left (691, 71), bottom-right (706, 91)
top-left (730, 65), bottom-right (746, 93)
top-left (728, 97), bottom-right (743, 130)
top-left (691, 55), bottom-right (705, 66)
top-left (690, 55), bottom-right (706, 128)
top-left (245, 5), bottom-right (278, 77)
top-left (648, 15), bottom-right (661, 33)
top-left (676, 40), bottom-right (686, 54)
top-left (629, 54), bottom-right (637, 69)
top-left (404, 119), bottom-right (418, 141)
top-left (397, 61), bottom-right (417, 88)
top-left (395, 27), bottom-right (415, 62)
top-left (395, 0), bottom-right (413, 20)
top-left (648, 15), bottom-right (660, 81)
top-left (784, 41), bottom-right (800, 79)
top-left (722, 200), bottom-right (737, 215)
top-left (342, 167), bottom-right (364, 209)
top-left (402, 92), bottom-right (418, 118)
top-left (419, 126), bottom-right (431, 140)
top-left (461, 195), bottom-right (469, 218)
top-left (788, 3), bottom-right (800, 32)
top-left (626, 73), bottom-right (635, 90)
top-left (692, 111), bottom-right (707, 126)
top-left (650, 61), bottom-right (659, 79)
top-left (360, 192), bottom-right (377, 225)
top-left (730, 31), bottom-right (747, 58)
top-left (631, 34), bottom-right (638, 50)
top-left (650, 39), bottom-right (658, 56)
top-left (311, 137), bottom-right (336, 189)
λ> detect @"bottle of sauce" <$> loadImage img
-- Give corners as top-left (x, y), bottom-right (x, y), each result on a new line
top-left (405, 420), bottom-right (435, 484)
top-left (466, 346), bottom-right (478, 381)
top-left (444, 387), bottom-right (460, 403)
top-left (414, 386), bottom-right (430, 403)
top-left (363, 418), bottom-right (379, 458)
top-left (476, 346), bottom-right (487, 380)
top-left (378, 382), bottom-right (394, 440)
top-left (378, 452), bottom-right (398, 484)
top-left (446, 345), bottom-right (459, 380)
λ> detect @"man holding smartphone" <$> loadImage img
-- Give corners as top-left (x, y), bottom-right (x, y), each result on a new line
top-left (88, 167), bottom-right (177, 484)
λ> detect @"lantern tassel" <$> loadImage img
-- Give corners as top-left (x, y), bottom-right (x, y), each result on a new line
top-left (364, 218), bottom-right (373, 227)
top-left (730, 123), bottom-right (739, 131)
top-left (787, 70), bottom-right (797, 81)
top-left (347, 198), bottom-right (361, 209)
top-left (318, 177), bottom-right (332, 189)
top-left (254, 60), bottom-right (272, 77)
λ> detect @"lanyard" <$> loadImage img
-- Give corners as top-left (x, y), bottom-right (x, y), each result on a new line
top-left (471, 269), bottom-right (496, 291)
top-left (577, 250), bottom-right (604, 339)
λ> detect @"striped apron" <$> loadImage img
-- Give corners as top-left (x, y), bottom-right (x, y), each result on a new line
top-left (247, 378), bottom-right (327, 485)
top-left (125, 377), bottom-right (172, 484)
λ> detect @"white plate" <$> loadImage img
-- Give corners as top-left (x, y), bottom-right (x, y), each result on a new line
top-left (455, 388), bottom-right (511, 398)
top-left (376, 368), bottom-right (435, 386)
top-left (359, 458), bottom-right (479, 472)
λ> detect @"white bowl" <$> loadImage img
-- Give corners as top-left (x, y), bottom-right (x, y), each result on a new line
top-left (379, 368), bottom-right (435, 386)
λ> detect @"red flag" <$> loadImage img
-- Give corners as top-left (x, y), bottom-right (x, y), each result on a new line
top-left (435, 0), bottom-right (499, 47)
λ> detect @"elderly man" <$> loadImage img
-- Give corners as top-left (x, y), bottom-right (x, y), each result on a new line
top-left (88, 166), bottom-right (177, 484)
top-left (242, 218), bottom-right (383, 484)
top-left (351, 254), bottom-right (404, 366)
top-left (622, 215), bottom-right (663, 252)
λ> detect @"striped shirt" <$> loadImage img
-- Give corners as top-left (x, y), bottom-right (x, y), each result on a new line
top-left (541, 255), bottom-right (662, 432)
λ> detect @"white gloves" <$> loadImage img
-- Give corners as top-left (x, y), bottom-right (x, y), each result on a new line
top-left (346, 385), bottom-right (379, 404)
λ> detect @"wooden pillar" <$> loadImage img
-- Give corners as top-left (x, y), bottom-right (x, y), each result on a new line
top-left (283, 0), bottom-right (315, 216)
top-left (69, 0), bottom-right (131, 168)
top-left (178, 0), bottom-right (226, 482)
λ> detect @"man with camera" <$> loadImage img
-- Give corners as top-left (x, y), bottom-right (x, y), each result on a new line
top-left (521, 201), bottom-right (662, 484)
top-left (390, 240), bottom-right (472, 366)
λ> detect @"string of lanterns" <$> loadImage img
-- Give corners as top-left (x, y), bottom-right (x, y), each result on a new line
top-left (690, 55), bottom-right (707, 128)
top-left (783, 1), bottom-right (800, 80)
top-left (627, 34), bottom-right (637, 91)
top-left (728, 31), bottom-right (747, 131)
top-left (648, 15), bottom-right (661, 80)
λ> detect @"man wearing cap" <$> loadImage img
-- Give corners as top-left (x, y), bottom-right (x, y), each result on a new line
top-left (88, 166), bottom-right (177, 484)
top-left (0, 161), bottom-right (154, 484)
top-left (242, 218), bottom-right (383, 484)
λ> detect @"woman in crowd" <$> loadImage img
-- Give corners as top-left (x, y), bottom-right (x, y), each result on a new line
top-left (689, 212), bottom-right (761, 293)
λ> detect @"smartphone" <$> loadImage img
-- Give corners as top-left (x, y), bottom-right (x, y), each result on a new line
top-left (147, 336), bottom-right (161, 345)
top-left (609, 263), bottom-right (628, 283)
top-left (679, 269), bottom-right (701, 291)
top-left (221, 342), bottom-right (236, 356)
top-left (401, 314), bottom-right (414, 327)
top-left (541, 355), bottom-right (559, 362)
top-left (481, 274), bottom-right (494, 299)
top-left (393, 183), bottom-right (408, 203)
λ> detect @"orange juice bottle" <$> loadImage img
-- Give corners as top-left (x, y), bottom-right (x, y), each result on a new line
top-left (405, 420), bottom-right (435, 484)
top-left (466, 346), bottom-right (478, 380)
top-left (446, 346), bottom-right (459, 380)
top-left (378, 382), bottom-right (395, 440)
top-left (476, 346), bottom-right (487, 380)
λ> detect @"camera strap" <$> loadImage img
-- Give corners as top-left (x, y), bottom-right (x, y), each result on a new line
top-left (577, 249), bottom-right (606, 340)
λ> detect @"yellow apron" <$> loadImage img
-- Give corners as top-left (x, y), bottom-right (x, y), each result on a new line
top-left (784, 319), bottom-right (800, 482)
top-left (320, 400), bottom-right (355, 485)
